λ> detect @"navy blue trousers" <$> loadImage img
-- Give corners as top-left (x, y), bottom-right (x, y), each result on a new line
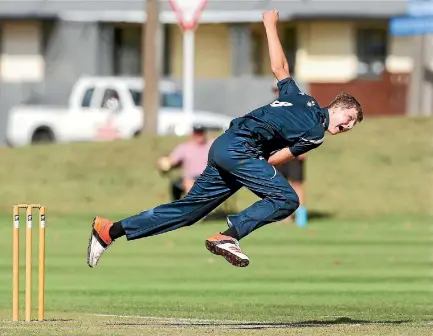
top-left (121, 131), bottom-right (300, 240)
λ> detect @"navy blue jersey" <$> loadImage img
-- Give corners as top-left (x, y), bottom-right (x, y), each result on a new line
top-left (229, 77), bottom-right (330, 158)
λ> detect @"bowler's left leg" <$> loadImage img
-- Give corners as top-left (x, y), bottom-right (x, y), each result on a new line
top-left (87, 163), bottom-right (241, 267)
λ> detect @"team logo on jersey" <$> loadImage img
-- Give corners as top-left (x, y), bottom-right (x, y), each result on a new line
top-left (307, 101), bottom-right (316, 107)
top-left (270, 100), bottom-right (293, 107)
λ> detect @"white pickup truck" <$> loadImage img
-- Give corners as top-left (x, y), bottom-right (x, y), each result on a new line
top-left (6, 76), bottom-right (232, 146)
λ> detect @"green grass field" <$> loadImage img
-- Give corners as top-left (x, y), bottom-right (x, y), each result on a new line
top-left (0, 117), bottom-right (432, 335)
top-left (0, 215), bottom-right (431, 335)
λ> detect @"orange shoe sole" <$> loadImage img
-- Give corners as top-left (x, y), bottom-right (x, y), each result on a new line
top-left (205, 239), bottom-right (249, 267)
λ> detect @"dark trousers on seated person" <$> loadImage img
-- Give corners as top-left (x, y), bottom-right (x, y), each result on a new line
top-left (119, 131), bottom-right (300, 240)
top-left (171, 178), bottom-right (184, 201)
top-left (171, 176), bottom-right (200, 201)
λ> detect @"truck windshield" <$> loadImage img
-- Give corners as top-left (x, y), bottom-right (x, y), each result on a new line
top-left (129, 89), bottom-right (183, 108)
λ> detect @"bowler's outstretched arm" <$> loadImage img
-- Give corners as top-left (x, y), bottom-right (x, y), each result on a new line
top-left (263, 10), bottom-right (290, 81)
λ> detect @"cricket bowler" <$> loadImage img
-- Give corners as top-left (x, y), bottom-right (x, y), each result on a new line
top-left (87, 10), bottom-right (363, 268)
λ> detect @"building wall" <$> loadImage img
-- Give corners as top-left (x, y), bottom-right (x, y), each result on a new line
top-left (310, 72), bottom-right (410, 116)
top-left (44, 21), bottom-right (108, 104)
top-left (249, 21), bottom-right (360, 80)
top-left (297, 21), bottom-right (358, 83)
top-left (297, 20), bottom-right (411, 116)
top-left (169, 24), bottom-right (231, 78)
top-left (0, 18), bottom-right (417, 140)
top-left (0, 21), bottom-right (44, 82)
top-left (0, 21), bottom-right (45, 145)
top-left (0, 20), bottom-right (117, 145)
top-left (386, 36), bottom-right (414, 74)
top-left (166, 20), bottom-right (415, 83)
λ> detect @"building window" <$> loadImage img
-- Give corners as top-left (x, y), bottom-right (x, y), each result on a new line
top-left (251, 30), bottom-right (263, 76)
top-left (162, 25), bottom-right (171, 76)
top-left (41, 20), bottom-right (55, 58)
top-left (356, 28), bottom-right (387, 78)
top-left (113, 25), bottom-right (141, 76)
top-left (283, 27), bottom-right (297, 75)
top-left (0, 23), bottom-right (2, 76)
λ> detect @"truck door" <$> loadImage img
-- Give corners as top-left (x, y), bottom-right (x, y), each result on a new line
top-left (72, 85), bottom-right (111, 141)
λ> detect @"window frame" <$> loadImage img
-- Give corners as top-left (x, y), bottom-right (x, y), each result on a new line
top-left (100, 87), bottom-right (123, 111)
top-left (355, 26), bottom-right (388, 79)
top-left (282, 25), bottom-right (297, 76)
top-left (80, 87), bottom-right (96, 108)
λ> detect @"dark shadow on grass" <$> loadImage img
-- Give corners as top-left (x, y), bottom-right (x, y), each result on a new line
top-left (217, 318), bottom-right (411, 330)
top-left (109, 317), bottom-right (410, 329)
top-left (308, 210), bottom-right (333, 220)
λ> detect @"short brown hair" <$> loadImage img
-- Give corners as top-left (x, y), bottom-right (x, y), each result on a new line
top-left (326, 92), bottom-right (364, 123)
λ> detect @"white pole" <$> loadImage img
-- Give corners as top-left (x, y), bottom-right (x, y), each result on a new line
top-left (183, 29), bottom-right (195, 128)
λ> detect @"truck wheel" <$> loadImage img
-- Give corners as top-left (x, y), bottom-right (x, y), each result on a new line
top-left (31, 127), bottom-right (55, 144)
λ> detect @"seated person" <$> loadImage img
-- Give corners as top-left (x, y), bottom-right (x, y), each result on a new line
top-left (158, 125), bottom-right (214, 200)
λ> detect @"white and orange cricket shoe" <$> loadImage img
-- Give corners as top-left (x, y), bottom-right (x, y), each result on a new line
top-left (205, 233), bottom-right (249, 267)
top-left (87, 216), bottom-right (114, 268)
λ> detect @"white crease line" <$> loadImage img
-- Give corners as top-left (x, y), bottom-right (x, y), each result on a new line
top-left (91, 313), bottom-right (260, 324)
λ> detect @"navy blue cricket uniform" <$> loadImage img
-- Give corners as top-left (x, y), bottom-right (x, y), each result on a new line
top-left (120, 77), bottom-right (330, 240)
top-left (229, 77), bottom-right (329, 159)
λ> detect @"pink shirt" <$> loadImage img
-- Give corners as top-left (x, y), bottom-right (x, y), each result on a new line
top-left (170, 139), bottom-right (214, 178)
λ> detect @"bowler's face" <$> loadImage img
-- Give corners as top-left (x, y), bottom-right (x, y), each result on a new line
top-left (327, 107), bottom-right (358, 135)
